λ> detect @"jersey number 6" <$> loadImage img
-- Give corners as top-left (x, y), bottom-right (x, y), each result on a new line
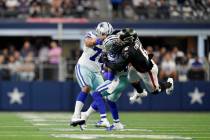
top-left (89, 47), bottom-right (102, 61)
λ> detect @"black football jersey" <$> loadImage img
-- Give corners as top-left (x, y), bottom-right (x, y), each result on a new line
top-left (122, 38), bottom-right (153, 73)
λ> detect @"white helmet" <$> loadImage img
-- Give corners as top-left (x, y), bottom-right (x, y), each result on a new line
top-left (96, 22), bottom-right (113, 36)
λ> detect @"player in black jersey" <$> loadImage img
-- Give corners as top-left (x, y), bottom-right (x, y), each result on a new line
top-left (103, 28), bottom-right (174, 101)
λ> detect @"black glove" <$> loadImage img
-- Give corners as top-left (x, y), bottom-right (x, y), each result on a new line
top-left (120, 28), bottom-right (137, 46)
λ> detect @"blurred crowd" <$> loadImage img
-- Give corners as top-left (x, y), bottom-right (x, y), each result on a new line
top-left (0, 0), bottom-right (210, 21)
top-left (145, 45), bottom-right (208, 81)
top-left (0, 0), bottom-right (100, 19)
top-left (0, 40), bottom-right (62, 81)
top-left (112, 0), bottom-right (210, 20)
top-left (0, 39), bottom-right (209, 81)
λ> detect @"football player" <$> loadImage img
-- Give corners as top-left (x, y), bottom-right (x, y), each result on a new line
top-left (70, 22), bottom-right (113, 127)
top-left (80, 33), bottom-right (148, 130)
top-left (104, 28), bottom-right (174, 100)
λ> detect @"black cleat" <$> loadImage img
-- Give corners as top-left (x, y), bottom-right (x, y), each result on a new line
top-left (70, 120), bottom-right (85, 127)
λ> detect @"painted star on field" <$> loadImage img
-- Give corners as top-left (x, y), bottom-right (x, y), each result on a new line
top-left (188, 88), bottom-right (205, 105)
top-left (8, 88), bottom-right (25, 105)
top-left (128, 90), bottom-right (142, 104)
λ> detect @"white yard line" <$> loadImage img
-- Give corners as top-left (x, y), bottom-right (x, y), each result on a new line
top-left (39, 128), bottom-right (153, 132)
top-left (51, 134), bottom-right (192, 140)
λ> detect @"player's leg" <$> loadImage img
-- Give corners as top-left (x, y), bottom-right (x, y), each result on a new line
top-left (139, 62), bottom-right (174, 94)
top-left (91, 74), bottom-right (112, 128)
top-left (83, 75), bottom-right (127, 130)
top-left (127, 66), bottom-right (148, 102)
top-left (71, 64), bottom-right (92, 126)
top-left (106, 75), bottom-right (128, 130)
top-left (80, 71), bottom-right (114, 129)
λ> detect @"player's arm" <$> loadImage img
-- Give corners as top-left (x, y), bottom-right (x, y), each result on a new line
top-left (105, 57), bottom-right (128, 73)
top-left (84, 34), bottom-right (106, 48)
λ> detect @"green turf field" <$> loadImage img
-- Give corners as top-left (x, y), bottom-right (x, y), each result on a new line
top-left (0, 112), bottom-right (210, 140)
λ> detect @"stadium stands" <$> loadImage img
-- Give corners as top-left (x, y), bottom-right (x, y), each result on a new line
top-left (0, 0), bottom-right (209, 21)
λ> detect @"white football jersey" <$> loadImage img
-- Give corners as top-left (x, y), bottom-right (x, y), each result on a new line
top-left (77, 31), bottom-right (104, 72)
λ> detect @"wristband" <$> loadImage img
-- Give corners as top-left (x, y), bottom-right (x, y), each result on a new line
top-left (96, 38), bottom-right (103, 45)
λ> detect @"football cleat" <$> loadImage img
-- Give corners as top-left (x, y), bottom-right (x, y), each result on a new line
top-left (166, 78), bottom-right (174, 95)
top-left (79, 112), bottom-right (89, 130)
top-left (70, 115), bottom-right (85, 127)
top-left (95, 118), bottom-right (111, 128)
top-left (129, 89), bottom-right (148, 103)
top-left (110, 122), bottom-right (124, 130)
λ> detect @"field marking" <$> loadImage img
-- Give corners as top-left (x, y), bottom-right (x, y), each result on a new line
top-left (39, 128), bottom-right (153, 132)
top-left (0, 126), bottom-right (35, 128)
top-left (51, 134), bottom-right (192, 140)
top-left (32, 123), bottom-right (67, 126)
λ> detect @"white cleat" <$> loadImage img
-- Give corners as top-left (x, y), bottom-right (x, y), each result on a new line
top-left (129, 89), bottom-right (148, 103)
top-left (110, 122), bottom-right (124, 130)
top-left (96, 118), bottom-right (111, 128)
top-left (166, 78), bottom-right (174, 95)
top-left (70, 115), bottom-right (85, 127)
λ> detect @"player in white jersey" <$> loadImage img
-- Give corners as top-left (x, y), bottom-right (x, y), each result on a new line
top-left (71, 22), bottom-right (113, 126)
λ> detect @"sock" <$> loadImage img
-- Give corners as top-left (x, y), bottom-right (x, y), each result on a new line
top-left (131, 82), bottom-right (143, 93)
top-left (73, 91), bottom-right (88, 117)
top-left (86, 105), bottom-right (96, 117)
top-left (107, 100), bottom-right (120, 123)
top-left (92, 91), bottom-right (107, 119)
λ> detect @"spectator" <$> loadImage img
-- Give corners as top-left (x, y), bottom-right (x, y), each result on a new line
top-left (177, 57), bottom-right (189, 82)
top-left (62, 0), bottom-right (77, 17)
top-left (170, 4), bottom-right (181, 19)
top-left (0, 54), bottom-right (10, 80)
top-left (134, 0), bottom-right (147, 20)
top-left (5, 0), bottom-right (19, 17)
top-left (21, 41), bottom-right (33, 58)
top-left (7, 55), bottom-right (20, 81)
top-left (111, 0), bottom-right (123, 18)
top-left (18, 0), bottom-right (29, 18)
top-left (29, 1), bottom-right (42, 17)
top-left (39, 46), bottom-right (49, 63)
top-left (159, 52), bottom-right (177, 80)
top-left (157, 0), bottom-right (170, 19)
top-left (50, 0), bottom-right (63, 17)
top-left (84, 0), bottom-right (100, 19)
top-left (158, 47), bottom-right (166, 63)
top-left (2, 48), bottom-right (9, 61)
top-left (19, 53), bottom-right (35, 81)
top-left (171, 46), bottom-right (184, 64)
top-left (123, 1), bottom-right (138, 20)
top-left (48, 41), bottom-right (62, 64)
top-left (147, 0), bottom-right (158, 19)
top-left (14, 50), bottom-right (23, 63)
top-left (182, 1), bottom-right (193, 19)
top-left (0, 0), bottom-right (5, 17)
top-left (187, 55), bottom-right (206, 80)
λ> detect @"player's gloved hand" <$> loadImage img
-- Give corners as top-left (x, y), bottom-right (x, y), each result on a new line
top-left (129, 89), bottom-right (148, 103)
top-left (119, 28), bottom-right (137, 46)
